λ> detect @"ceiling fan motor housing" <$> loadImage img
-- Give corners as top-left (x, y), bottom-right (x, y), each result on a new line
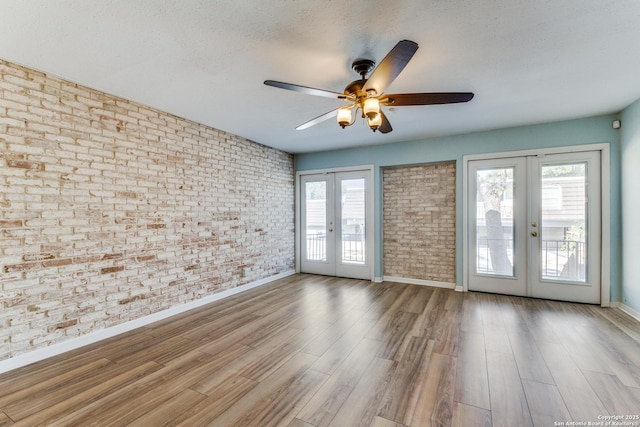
top-left (343, 79), bottom-right (366, 97)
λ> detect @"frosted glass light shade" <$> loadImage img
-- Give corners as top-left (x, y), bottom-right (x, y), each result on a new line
top-left (367, 112), bottom-right (382, 131)
top-left (363, 98), bottom-right (380, 119)
top-left (337, 107), bottom-right (352, 128)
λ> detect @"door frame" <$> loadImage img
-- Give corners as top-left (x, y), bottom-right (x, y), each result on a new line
top-left (461, 144), bottom-right (611, 306)
top-left (295, 165), bottom-right (375, 280)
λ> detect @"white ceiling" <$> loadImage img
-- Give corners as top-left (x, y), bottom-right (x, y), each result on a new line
top-left (1, 1), bottom-right (640, 153)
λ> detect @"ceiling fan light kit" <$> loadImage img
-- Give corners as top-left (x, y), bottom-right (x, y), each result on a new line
top-left (337, 106), bottom-right (353, 128)
top-left (363, 98), bottom-right (380, 119)
top-left (264, 40), bottom-right (474, 134)
top-left (367, 111), bottom-right (382, 131)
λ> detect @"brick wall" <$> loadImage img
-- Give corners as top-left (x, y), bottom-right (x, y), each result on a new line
top-left (383, 162), bottom-right (456, 283)
top-left (0, 60), bottom-right (294, 361)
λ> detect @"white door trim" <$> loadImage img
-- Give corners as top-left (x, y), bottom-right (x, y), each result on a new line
top-left (461, 143), bottom-right (611, 306)
top-left (295, 165), bottom-right (375, 281)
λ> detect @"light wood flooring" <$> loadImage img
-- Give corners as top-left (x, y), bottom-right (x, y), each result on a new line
top-left (1, 274), bottom-right (640, 426)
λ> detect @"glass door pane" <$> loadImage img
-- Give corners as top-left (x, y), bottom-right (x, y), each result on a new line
top-left (475, 167), bottom-right (515, 277)
top-left (468, 151), bottom-right (601, 304)
top-left (539, 162), bottom-right (587, 282)
top-left (299, 170), bottom-right (371, 280)
top-left (530, 151), bottom-right (600, 304)
top-left (300, 175), bottom-right (335, 277)
top-left (340, 178), bottom-right (366, 264)
top-left (305, 180), bottom-right (327, 262)
top-left (468, 157), bottom-right (527, 297)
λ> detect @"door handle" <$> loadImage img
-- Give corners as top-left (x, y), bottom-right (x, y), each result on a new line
top-left (531, 231), bottom-right (538, 237)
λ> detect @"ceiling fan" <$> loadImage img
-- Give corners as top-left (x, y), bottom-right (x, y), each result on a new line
top-left (264, 40), bottom-right (474, 134)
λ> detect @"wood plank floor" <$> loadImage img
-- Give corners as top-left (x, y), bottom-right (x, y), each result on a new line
top-left (2, 274), bottom-right (640, 426)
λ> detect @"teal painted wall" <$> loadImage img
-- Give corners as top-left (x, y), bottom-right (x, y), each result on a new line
top-left (295, 114), bottom-right (622, 303)
top-left (621, 99), bottom-right (640, 312)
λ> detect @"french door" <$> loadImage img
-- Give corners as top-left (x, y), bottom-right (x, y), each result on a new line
top-left (468, 151), bottom-right (602, 304)
top-left (300, 170), bottom-right (373, 280)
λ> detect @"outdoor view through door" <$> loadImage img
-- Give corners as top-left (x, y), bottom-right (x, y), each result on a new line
top-left (475, 166), bottom-right (516, 277)
top-left (538, 162), bottom-right (588, 282)
top-left (469, 151), bottom-right (601, 304)
top-left (300, 170), bottom-right (372, 280)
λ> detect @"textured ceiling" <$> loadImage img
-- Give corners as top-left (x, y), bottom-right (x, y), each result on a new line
top-left (1, 0), bottom-right (640, 153)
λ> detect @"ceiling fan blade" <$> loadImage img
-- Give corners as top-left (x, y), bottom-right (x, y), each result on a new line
top-left (296, 107), bottom-right (341, 130)
top-left (382, 92), bottom-right (474, 106)
top-left (264, 80), bottom-right (351, 100)
top-left (378, 111), bottom-right (393, 134)
top-left (362, 40), bottom-right (418, 96)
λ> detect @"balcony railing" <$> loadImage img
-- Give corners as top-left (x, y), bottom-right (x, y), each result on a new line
top-left (306, 233), bottom-right (327, 261)
top-left (541, 239), bottom-right (585, 280)
top-left (476, 237), bottom-right (585, 281)
top-left (306, 233), bottom-right (365, 264)
top-left (342, 233), bottom-right (365, 263)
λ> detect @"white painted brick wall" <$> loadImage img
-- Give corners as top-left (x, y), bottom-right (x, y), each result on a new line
top-left (0, 60), bottom-right (294, 361)
top-left (383, 162), bottom-right (456, 283)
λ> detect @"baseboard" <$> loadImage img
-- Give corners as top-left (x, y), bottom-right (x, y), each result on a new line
top-left (373, 276), bottom-right (384, 283)
top-left (382, 276), bottom-right (456, 289)
top-left (0, 270), bottom-right (296, 375)
top-left (612, 301), bottom-right (640, 322)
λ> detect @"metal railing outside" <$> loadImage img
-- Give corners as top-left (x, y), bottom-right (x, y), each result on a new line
top-left (541, 239), bottom-right (585, 280)
top-left (306, 233), bottom-right (365, 263)
top-left (306, 233), bottom-right (327, 261)
top-left (342, 233), bottom-right (365, 263)
top-left (476, 237), bottom-right (586, 281)
top-left (475, 237), bottom-right (514, 275)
